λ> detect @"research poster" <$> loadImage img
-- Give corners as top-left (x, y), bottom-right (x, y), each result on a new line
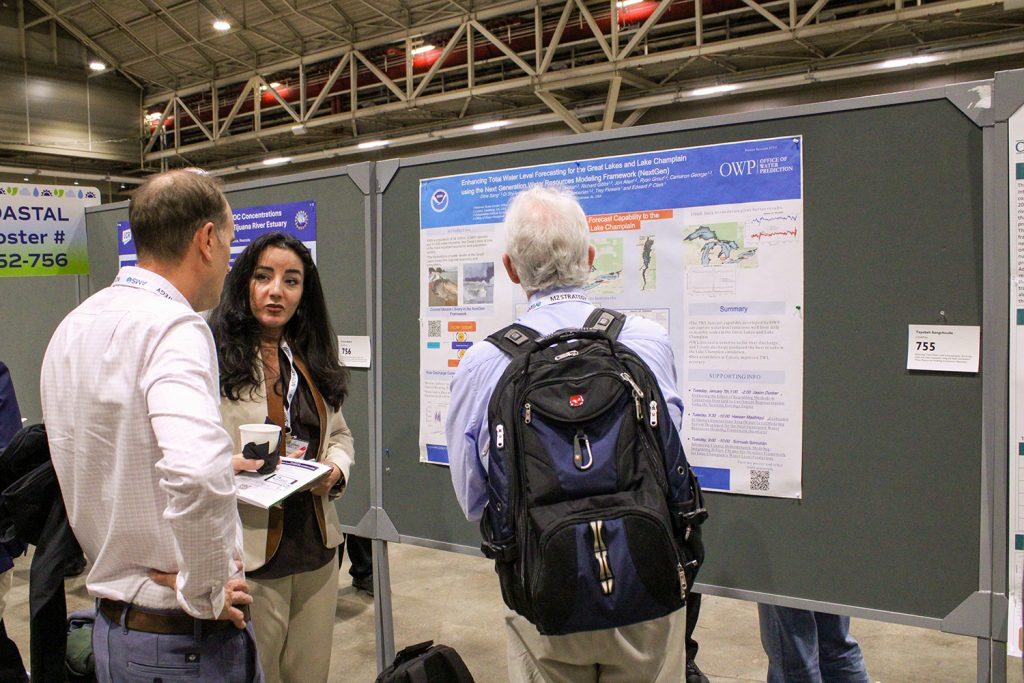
top-left (118, 200), bottom-right (317, 266)
top-left (1007, 101), bottom-right (1024, 658)
top-left (418, 136), bottom-right (805, 498)
top-left (0, 182), bottom-right (100, 277)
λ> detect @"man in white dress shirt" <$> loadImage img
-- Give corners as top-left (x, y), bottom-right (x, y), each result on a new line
top-left (41, 169), bottom-right (261, 682)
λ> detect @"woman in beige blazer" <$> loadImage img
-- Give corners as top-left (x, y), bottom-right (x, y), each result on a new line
top-left (209, 232), bottom-right (354, 683)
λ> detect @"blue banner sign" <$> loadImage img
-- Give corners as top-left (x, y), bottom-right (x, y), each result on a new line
top-left (118, 200), bottom-right (317, 266)
top-left (421, 137), bottom-right (801, 229)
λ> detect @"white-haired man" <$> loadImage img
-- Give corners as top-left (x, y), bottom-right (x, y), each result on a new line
top-left (446, 184), bottom-right (688, 682)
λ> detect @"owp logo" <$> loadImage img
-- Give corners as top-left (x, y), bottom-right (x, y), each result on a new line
top-left (122, 228), bottom-right (132, 245)
top-left (430, 189), bottom-right (449, 212)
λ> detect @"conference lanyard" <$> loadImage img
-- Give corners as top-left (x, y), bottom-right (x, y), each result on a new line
top-left (527, 291), bottom-right (589, 311)
top-left (279, 340), bottom-right (299, 435)
top-left (112, 268), bottom-right (182, 304)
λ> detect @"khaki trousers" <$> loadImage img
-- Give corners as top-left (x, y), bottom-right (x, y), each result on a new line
top-left (505, 607), bottom-right (686, 683)
top-left (0, 571), bottom-right (9, 620)
top-left (248, 554), bottom-right (338, 683)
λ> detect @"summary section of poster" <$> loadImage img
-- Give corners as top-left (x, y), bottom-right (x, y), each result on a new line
top-left (419, 136), bottom-right (805, 498)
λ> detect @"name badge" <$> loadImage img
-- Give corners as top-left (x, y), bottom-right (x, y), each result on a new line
top-left (285, 438), bottom-right (310, 459)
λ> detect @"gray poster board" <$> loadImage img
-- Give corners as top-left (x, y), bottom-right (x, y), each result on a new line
top-left (377, 91), bottom-right (991, 635)
top-left (83, 167), bottom-right (373, 527)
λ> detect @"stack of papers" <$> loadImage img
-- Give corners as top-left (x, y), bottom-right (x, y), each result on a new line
top-left (235, 458), bottom-right (332, 509)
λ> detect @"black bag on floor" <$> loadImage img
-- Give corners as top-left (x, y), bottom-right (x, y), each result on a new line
top-left (375, 640), bottom-right (475, 683)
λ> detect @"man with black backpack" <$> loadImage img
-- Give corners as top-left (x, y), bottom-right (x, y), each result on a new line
top-left (446, 184), bottom-right (705, 682)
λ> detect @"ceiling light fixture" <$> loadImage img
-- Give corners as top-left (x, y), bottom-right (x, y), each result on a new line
top-left (691, 84), bottom-right (740, 96)
top-left (358, 140), bottom-right (390, 149)
top-left (262, 157), bottom-right (292, 166)
top-left (213, 20), bottom-right (231, 31)
top-left (472, 120), bottom-right (510, 131)
top-left (411, 44), bottom-right (436, 55)
top-left (616, 0), bottom-right (643, 7)
top-left (878, 55), bottom-right (938, 69)
top-left (89, 61), bottom-right (106, 72)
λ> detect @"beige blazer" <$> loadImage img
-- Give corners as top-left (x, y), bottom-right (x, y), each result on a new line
top-left (220, 361), bottom-right (354, 572)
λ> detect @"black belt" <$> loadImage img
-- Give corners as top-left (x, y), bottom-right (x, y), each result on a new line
top-left (98, 599), bottom-right (247, 635)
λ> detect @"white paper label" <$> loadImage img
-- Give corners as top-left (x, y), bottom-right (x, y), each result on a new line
top-left (337, 335), bottom-right (371, 368)
top-left (906, 325), bottom-right (980, 372)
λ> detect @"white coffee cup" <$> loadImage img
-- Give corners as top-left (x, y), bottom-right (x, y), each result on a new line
top-left (239, 423), bottom-right (281, 452)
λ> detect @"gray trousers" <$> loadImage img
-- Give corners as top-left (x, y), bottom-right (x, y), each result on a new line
top-left (93, 606), bottom-right (263, 683)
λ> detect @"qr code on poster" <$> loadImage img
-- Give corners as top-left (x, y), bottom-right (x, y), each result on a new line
top-left (750, 469), bottom-right (770, 492)
top-left (427, 320), bottom-right (442, 338)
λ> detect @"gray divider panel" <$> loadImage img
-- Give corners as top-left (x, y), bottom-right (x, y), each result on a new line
top-left (380, 97), bottom-right (984, 621)
top-left (0, 276), bottom-right (78, 423)
top-left (84, 170), bottom-right (372, 527)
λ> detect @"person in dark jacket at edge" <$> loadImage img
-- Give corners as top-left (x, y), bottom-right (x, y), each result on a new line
top-left (0, 361), bottom-right (27, 683)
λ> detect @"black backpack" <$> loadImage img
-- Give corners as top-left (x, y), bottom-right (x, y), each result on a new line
top-left (481, 308), bottom-right (706, 636)
top-left (375, 641), bottom-right (475, 683)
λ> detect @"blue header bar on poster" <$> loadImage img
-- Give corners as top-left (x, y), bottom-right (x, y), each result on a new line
top-left (420, 137), bottom-right (802, 229)
top-left (118, 200), bottom-right (317, 265)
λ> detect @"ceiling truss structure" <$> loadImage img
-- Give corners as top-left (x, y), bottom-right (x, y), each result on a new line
top-left (19, 0), bottom-right (1024, 175)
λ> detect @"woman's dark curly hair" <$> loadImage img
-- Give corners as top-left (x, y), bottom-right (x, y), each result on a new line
top-left (208, 231), bottom-right (348, 410)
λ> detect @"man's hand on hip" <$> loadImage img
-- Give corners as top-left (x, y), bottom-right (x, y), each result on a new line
top-left (148, 561), bottom-right (253, 629)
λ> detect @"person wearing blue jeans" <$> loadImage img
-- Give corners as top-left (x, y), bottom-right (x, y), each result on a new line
top-left (758, 605), bottom-right (870, 682)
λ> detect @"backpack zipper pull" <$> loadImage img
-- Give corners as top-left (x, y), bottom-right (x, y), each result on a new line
top-left (677, 562), bottom-right (687, 600)
top-left (620, 373), bottom-right (643, 421)
top-left (649, 400), bottom-right (658, 428)
top-left (620, 372), bottom-right (644, 398)
top-left (524, 402), bottom-right (532, 424)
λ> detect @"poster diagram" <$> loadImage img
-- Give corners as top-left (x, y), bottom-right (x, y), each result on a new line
top-left (1007, 102), bottom-right (1024, 658)
top-left (418, 137), bottom-right (804, 498)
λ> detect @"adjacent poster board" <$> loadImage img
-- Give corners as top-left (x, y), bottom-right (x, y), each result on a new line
top-left (0, 182), bottom-right (100, 277)
top-left (417, 136), bottom-right (805, 498)
top-left (1007, 98), bottom-right (1024, 658)
top-left (117, 200), bottom-right (317, 266)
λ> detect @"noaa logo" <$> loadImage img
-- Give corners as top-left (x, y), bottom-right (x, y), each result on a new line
top-left (294, 210), bottom-right (309, 230)
top-left (122, 228), bottom-right (132, 245)
top-left (430, 189), bottom-right (449, 213)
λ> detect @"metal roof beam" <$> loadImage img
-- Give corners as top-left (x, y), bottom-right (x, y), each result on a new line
top-left (144, 0), bottom-right (568, 103)
top-left (601, 74), bottom-right (621, 130)
top-left (87, 1), bottom-right (188, 80)
top-left (572, 0), bottom-right (613, 62)
top-left (620, 0), bottom-right (676, 60)
top-left (26, 0), bottom-right (145, 88)
top-left (535, 90), bottom-right (587, 133)
top-left (739, 0), bottom-right (790, 32)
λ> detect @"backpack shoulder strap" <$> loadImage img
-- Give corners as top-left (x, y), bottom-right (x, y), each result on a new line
top-left (583, 308), bottom-right (626, 341)
top-left (485, 323), bottom-right (540, 358)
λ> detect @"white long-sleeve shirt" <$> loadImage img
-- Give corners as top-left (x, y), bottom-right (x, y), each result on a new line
top-left (41, 266), bottom-right (240, 619)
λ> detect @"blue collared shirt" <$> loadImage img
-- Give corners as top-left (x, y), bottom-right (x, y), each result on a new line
top-left (445, 287), bottom-right (685, 521)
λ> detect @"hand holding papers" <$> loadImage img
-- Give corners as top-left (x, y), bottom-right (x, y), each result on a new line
top-left (234, 423), bottom-right (331, 509)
